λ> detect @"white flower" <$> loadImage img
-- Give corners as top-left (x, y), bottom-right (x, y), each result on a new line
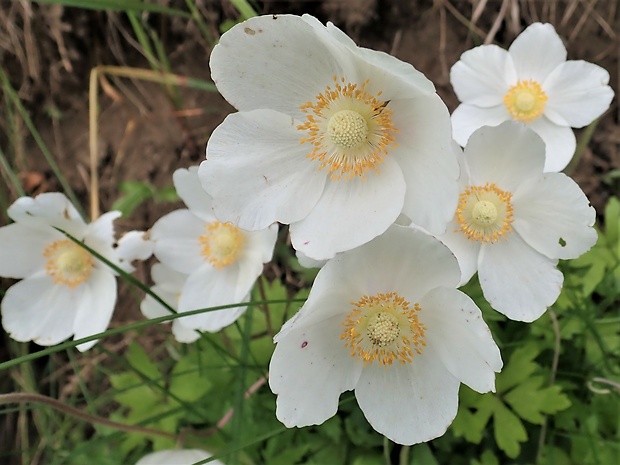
top-left (438, 121), bottom-right (597, 322)
top-left (450, 22), bottom-right (614, 172)
top-left (0, 193), bottom-right (151, 351)
top-left (269, 225), bottom-right (502, 445)
top-left (140, 263), bottom-right (201, 343)
top-left (135, 448), bottom-right (223, 465)
top-left (150, 166), bottom-right (277, 331)
top-left (200, 14), bottom-right (458, 260)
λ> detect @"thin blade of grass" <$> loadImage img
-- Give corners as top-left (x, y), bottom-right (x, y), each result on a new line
top-left (34, 0), bottom-right (192, 18)
top-left (0, 68), bottom-right (86, 219)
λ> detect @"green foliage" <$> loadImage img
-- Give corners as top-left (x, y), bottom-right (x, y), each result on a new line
top-left (107, 343), bottom-right (212, 453)
top-left (111, 180), bottom-right (178, 217)
top-left (452, 345), bottom-right (570, 458)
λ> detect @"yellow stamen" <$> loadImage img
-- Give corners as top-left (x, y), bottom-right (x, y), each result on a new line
top-left (44, 239), bottom-right (94, 289)
top-left (298, 76), bottom-right (398, 180)
top-left (455, 183), bottom-right (514, 243)
top-left (504, 80), bottom-right (547, 123)
top-left (199, 222), bottom-right (245, 269)
top-left (341, 292), bottom-right (425, 366)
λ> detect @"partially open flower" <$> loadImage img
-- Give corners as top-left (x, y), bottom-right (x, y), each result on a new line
top-left (150, 167), bottom-right (277, 331)
top-left (450, 22), bottom-right (614, 172)
top-left (140, 263), bottom-right (201, 343)
top-left (0, 193), bottom-right (151, 351)
top-left (269, 225), bottom-right (502, 445)
top-left (200, 14), bottom-right (458, 260)
top-left (438, 121), bottom-right (597, 321)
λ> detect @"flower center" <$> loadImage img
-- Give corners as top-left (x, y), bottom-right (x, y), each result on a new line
top-left (503, 80), bottom-right (548, 123)
top-left (341, 292), bottom-right (425, 366)
top-left (456, 183), bottom-right (514, 243)
top-left (199, 222), bottom-right (245, 269)
top-left (43, 239), bottom-right (94, 289)
top-left (327, 110), bottom-right (369, 149)
top-left (298, 76), bottom-right (398, 180)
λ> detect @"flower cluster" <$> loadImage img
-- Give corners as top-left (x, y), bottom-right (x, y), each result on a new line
top-left (0, 14), bottom-right (612, 451)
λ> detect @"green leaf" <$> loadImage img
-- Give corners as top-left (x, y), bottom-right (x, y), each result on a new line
top-left (451, 389), bottom-right (495, 443)
top-left (35, 0), bottom-right (191, 17)
top-left (504, 376), bottom-right (571, 424)
top-left (169, 355), bottom-right (213, 402)
top-left (344, 407), bottom-right (384, 447)
top-left (125, 343), bottom-right (161, 381)
top-left (352, 453), bottom-right (384, 465)
top-left (409, 443), bottom-right (439, 465)
top-left (111, 181), bottom-right (155, 217)
top-left (496, 344), bottom-right (541, 392)
top-left (470, 450), bottom-right (500, 465)
top-left (604, 196), bottom-right (619, 246)
top-left (492, 398), bottom-right (527, 458)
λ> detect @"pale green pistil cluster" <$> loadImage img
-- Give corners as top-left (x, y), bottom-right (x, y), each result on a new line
top-left (472, 200), bottom-right (498, 225)
top-left (327, 109), bottom-right (369, 149)
top-left (366, 311), bottom-right (400, 347)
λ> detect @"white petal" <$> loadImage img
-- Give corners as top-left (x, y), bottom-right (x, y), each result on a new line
top-left (307, 226), bottom-right (462, 315)
top-left (528, 118), bottom-right (576, 172)
top-left (140, 284), bottom-right (178, 319)
top-left (242, 224), bottom-right (278, 266)
top-left (0, 223), bottom-right (55, 278)
top-left (74, 269), bottom-right (117, 351)
top-left (508, 23), bottom-right (567, 82)
top-left (355, 350), bottom-right (460, 445)
top-left (357, 47), bottom-right (437, 98)
top-left (1, 273), bottom-right (79, 346)
top-left (86, 211), bottom-right (121, 250)
top-left (450, 44), bottom-right (516, 106)
top-left (450, 104), bottom-right (510, 147)
top-left (177, 264), bottom-right (248, 331)
top-left (151, 209), bottom-right (206, 274)
top-left (82, 212), bottom-right (123, 273)
top-left (479, 234), bottom-right (562, 321)
top-left (435, 219), bottom-right (481, 286)
top-left (296, 249), bottom-right (327, 269)
top-left (269, 315), bottom-right (362, 427)
top-left (171, 321), bottom-right (201, 344)
top-left (150, 262), bottom-right (188, 293)
top-left (115, 230), bottom-right (153, 273)
top-left (543, 60), bottom-right (614, 128)
top-left (210, 15), bottom-right (352, 117)
top-left (289, 157), bottom-right (405, 260)
top-left (274, 272), bottom-right (355, 341)
top-left (419, 287), bottom-right (502, 393)
top-left (173, 166), bottom-right (217, 222)
top-left (201, 109), bottom-right (326, 230)
top-left (390, 95), bottom-right (459, 234)
top-left (464, 121), bottom-right (545, 192)
top-left (306, 16), bottom-right (436, 97)
top-left (8, 193), bottom-right (86, 237)
top-left (513, 172), bottom-right (597, 259)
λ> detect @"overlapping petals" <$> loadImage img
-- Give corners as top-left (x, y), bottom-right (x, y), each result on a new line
top-left (0, 193), bottom-right (151, 351)
top-left (150, 167), bottom-right (277, 332)
top-left (201, 14), bottom-right (458, 260)
top-left (437, 121), bottom-right (596, 321)
top-left (270, 225), bottom-right (502, 444)
top-left (450, 22), bottom-right (614, 171)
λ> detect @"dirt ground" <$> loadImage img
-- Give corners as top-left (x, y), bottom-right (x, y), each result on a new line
top-left (2, 0), bottom-right (618, 216)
